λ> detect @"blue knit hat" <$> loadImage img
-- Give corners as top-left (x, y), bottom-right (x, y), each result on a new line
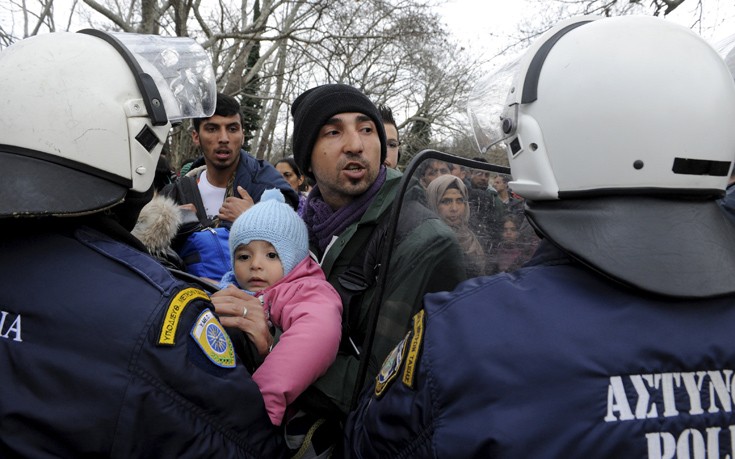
top-left (228, 188), bottom-right (309, 277)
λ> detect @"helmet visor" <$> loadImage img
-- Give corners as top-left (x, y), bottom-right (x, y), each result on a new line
top-left (467, 55), bottom-right (522, 154)
top-left (112, 32), bottom-right (216, 121)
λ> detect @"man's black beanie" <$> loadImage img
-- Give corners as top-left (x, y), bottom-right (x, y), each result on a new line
top-left (291, 84), bottom-right (387, 179)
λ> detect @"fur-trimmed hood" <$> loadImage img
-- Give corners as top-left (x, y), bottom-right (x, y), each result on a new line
top-left (131, 194), bottom-right (182, 257)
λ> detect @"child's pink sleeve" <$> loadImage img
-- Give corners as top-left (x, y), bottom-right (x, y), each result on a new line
top-left (252, 271), bottom-right (342, 426)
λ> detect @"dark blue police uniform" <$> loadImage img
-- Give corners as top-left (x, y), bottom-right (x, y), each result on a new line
top-left (0, 220), bottom-right (285, 458)
top-left (346, 242), bottom-right (735, 458)
top-left (720, 183), bottom-right (735, 223)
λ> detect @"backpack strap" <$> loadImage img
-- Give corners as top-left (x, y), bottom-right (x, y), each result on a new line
top-left (170, 175), bottom-right (224, 256)
top-left (177, 170), bottom-right (239, 229)
top-left (175, 175), bottom-right (210, 226)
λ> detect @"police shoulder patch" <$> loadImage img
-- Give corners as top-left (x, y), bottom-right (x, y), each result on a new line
top-left (375, 329), bottom-right (411, 398)
top-left (190, 309), bottom-right (236, 368)
top-left (402, 309), bottom-right (425, 389)
top-left (158, 287), bottom-right (210, 346)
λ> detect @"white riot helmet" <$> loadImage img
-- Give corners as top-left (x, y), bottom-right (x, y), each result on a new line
top-left (0, 30), bottom-right (216, 218)
top-left (470, 16), bottom-right (735, 200)
top-left (469, 16), bottom-right (735, 298)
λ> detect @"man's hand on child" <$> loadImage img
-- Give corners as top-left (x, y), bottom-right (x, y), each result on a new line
top-left (210, 285), bottom-right (273, 356)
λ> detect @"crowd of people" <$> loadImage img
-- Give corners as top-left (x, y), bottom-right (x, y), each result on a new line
top-left (128, 73), bottom-right (516, 455)
top-left (135, 91), bottom-right (540, 447)
top-left (2, 14), bottom-right (735, 459)
top-left (410, 156), bottom-right (539, 277)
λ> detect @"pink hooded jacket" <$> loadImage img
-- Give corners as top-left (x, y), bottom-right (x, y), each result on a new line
top-left (251, 256), bottom-right (342, 425)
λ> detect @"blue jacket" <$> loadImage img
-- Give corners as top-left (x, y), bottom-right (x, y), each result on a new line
top-left (0, 220), bottom-right (285, 458)
top-left (346, 241), bottom-right (735, 458)
top-left (164, 149), bottom-right (299, 228)
top-left (162, 150), bottom-right (298, 280)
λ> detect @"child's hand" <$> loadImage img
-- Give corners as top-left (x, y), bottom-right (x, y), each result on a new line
top-left (211, 285), bottom-right (273, 356)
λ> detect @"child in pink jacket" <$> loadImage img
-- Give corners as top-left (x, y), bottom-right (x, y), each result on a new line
top-left (219, 189), bottom-right (342, 426)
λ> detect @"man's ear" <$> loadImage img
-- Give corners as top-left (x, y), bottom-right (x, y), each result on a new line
top-left (191, 129), bottom-right (201, 146)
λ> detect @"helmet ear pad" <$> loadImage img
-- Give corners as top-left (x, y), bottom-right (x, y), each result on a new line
top-left (127, 116), bottom-right (169, 193)
top-left (505, 113), bottom-right (558, 201)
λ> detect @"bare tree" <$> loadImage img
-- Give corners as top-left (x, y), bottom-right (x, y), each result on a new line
top-left (395, 33), bottom-right (481, 162)
top-left (0, 0), bottom-right (713, 169)
top-left (268, 0), bottom-right (479, 165)
top-left (496, 0), bottom-right (701, 57)
top-left (0, 0), bottom-right (84, 45)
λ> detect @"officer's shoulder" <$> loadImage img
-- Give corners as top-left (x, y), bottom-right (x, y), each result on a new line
top-left (167, 268), bottom-right (220, 294)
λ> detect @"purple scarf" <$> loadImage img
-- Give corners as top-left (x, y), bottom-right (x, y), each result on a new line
top-left (304, 166), bottom-right (387, 254)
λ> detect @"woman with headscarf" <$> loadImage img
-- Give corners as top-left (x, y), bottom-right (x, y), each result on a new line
top-left (427, 174), bottom-right (486, 278)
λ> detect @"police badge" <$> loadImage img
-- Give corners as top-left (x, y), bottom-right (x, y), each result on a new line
top-left (190, 309), bottom-right (236, 368)
top-left (374, 329), bottom-right (410, 398)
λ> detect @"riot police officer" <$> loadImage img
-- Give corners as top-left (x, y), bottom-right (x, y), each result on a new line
top-left (346, 15), bottom-right (735, 458)
top-left (0, 31), bottom-right (285, 457)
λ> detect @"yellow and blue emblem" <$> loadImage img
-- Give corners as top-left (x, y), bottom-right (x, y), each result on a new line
top-left (190, 309), bottom-right (236, 368)
top-left (374, 309), bottom-right (426, 397)
top-left (375, 329), bottom-right (410, 398)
